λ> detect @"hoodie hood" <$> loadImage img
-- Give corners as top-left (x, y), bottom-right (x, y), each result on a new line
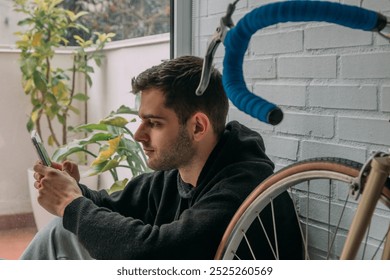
top-left (196, 120), bottom-right (274, 187)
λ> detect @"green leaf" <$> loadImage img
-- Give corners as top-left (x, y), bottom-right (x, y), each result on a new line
top-left (57, 114), bottom-right (65, 125)
top-left (73, 35), bottom-right (85, 44)
top-left (66, 10), bottom-right (88, 22)
top-left (48, 135), bottom-right (55, 146)
top-left (92, 135), bottom-right (122, 165)
top-left (26, 118), bottom-right (34, 132)
top-left (33, 71), bottom-right (47, 93)
top-left (114, 105), bottom-right (138, 115)
top-left (88, 158), bottom-right (120, 176)
top-left (85, 65), bottom-right (94, 73)
top-left (75, 123), bottom-right (109, 132)
top-left (52, 146), bottom-right (87, 162)
top-left (107, 179), bottom-right (129, 194)
top-left (67, 105), bottom-right (80, 115)
top-left (73, 93), bottom-right (89, 101)
top-left (94, 58), bottom-right (102, 67)
top-left (52, 132), bottom-right (115, 161)
top-left (17, 18), bottom-right (34, 27)
top-left (100, 116), bottom-right (129, 128)
top-left (45, 92), bottom-right (57, 104)
top-left (86, 75), bottom-right (93, 87)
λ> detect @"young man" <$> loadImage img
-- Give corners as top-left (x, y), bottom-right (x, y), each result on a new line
top-left (21, 56), bottom-right (301, 260)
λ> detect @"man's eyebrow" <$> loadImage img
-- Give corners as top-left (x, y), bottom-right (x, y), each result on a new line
top-left (139, 114), bottom-right (166, 120)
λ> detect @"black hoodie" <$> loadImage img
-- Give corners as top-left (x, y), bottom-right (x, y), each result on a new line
top-left (63, 121), bottom-right (301, 259)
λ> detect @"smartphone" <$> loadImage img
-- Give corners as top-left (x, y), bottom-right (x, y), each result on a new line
top-left (31, 130), bottom-right (52, 166)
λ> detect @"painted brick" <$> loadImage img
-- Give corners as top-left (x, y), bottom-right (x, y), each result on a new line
top-left (301, 140), bottom-right (367, 163)
top-left (243, 58), bottom-right (276, 79)
top-left (253, 83), bottom-right (306, 107)
top-left (275, 112), bottom-right (334, 138)
top-left (291, 179), bottom-right (335, 198)
top-left (251, 30), bottom-right (303, 55)
top-left (207, 0), bottom-right (247, 15)
top-left (278, 55), bottom-right (337, 78)
top-left (302, 224), bottom-right (344, 259)
top-left (369, 213), bottom-right (390, 240)
top-left (308, 84), bottom-right (377, 110)
top-left (248, 0), bottom-right (277, 8)
top-left (274, 163), bottom-right (288, 172)
top-left (193, 0), bottom-right (208, 17)
top-left (199, 15), bottom-right (220, 36)
top-left (338, 116), bottom-right (390, 145)
top-left (333, 233), bottom-right (383, 260)
top-left (341, 52), bottom-right (390, 79)
top-left (261, 135), bottom-right (299, 160)
top-left (377, 33), bottom-right (390, 46)
top-left (228, 107), bottom-right (274, 132)
top-left (305, 25), bottom-right (372, 49)
top-left (363, 0), bottom-right (390, 12)
top-left (337, 181), bottom-right (390, 212)
top-left (341, 0), bottom-right (360, 6)
top-left (381, 86), bottom-right (390, 112)
top-left (298, 196), bottom-right (356, 231)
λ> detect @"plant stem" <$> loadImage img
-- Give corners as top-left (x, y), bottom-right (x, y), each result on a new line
top-left (46, 114), bottom-right (60, 147)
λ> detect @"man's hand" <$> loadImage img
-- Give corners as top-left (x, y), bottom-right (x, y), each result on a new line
top-left (62, 160), bottom-right (81, 182)
top-left (33, 162), bottom-right (82, 217)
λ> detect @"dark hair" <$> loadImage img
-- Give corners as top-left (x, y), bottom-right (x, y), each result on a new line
top-left (131, 56), bottom-right (229, 137)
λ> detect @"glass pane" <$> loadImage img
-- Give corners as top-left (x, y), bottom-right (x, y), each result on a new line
top-left (62, 0), bottom-right (170, 43)
top-left (0, 0), bottom-right (170, 45)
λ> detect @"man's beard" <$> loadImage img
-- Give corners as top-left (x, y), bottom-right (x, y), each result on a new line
top-left (147, 125), bottom-right (196, 171)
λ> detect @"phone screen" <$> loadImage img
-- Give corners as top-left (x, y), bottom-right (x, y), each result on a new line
top-left (31, 130), bottom-right (52, 166)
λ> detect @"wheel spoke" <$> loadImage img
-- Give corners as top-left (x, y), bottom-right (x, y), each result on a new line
top-left (270, 199), bottom-right (279, 259)
top-left (327, 189), bottom-right (350, 259)
top-left (242, 230), bottom-right (257, 259)
top-left (257, 214), bottom-right (278, 259)
top-left (290, 187), bottom-right (310, 259)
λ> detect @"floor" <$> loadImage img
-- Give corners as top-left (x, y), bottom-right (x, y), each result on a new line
top-left (0, 227), bottom-right (37, 260)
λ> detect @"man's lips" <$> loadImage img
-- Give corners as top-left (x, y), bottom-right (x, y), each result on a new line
top-left (143, 148), bottom-right (154, 155)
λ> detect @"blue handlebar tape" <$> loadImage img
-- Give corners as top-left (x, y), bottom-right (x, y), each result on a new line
top-left (223, 1), bottom-right (379, 125)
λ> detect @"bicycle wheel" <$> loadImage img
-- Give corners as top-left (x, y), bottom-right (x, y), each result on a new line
top-left (215, 157), bottom-right (390, 260)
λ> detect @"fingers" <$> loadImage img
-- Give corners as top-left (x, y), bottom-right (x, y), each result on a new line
top-left (33, 171), bottom-right (43, 181)
top-left (62, 161), bottom-right (73, 172)
top-left (34, 180), bottom-right (41, 190)
top-left (33, 160), bottom-right (63, 174)
top-left (50, 161), bottom-right (63, 170)
top-left (62, 160), bottom-right (80, 182)
top-left (33, 162), bottom-right (48, 175)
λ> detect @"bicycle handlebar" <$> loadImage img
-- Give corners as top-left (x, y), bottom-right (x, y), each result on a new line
top-left (223, 0), bottom-right (388, 125)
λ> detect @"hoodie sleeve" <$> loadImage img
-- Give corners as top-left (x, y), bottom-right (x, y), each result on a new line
top-left (74, 172), bottom-right (157, 221)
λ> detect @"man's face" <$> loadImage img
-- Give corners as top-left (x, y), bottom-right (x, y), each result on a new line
top-left (134, 88), bottom-right (196, 171)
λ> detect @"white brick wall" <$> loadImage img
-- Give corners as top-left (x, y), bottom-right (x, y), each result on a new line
top-left (193, 0), bottom-right (390, 258)
top-left (193, 0), bottom-right (390, 165)
top-left (382, 86), bottom-right (390, 112)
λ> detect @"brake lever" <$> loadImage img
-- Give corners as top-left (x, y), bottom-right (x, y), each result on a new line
top-left (196, 0), bottom-right (239, 96)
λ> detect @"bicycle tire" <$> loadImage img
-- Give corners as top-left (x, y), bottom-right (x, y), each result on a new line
top-left (215, 157), bottom-right (390, 260)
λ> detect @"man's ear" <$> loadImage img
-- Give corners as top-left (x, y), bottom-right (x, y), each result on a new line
top-left (190, 112), bottom-right (210, 142)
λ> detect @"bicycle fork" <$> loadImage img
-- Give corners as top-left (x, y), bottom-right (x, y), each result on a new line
top-left (341, 155), bottom-right (390, 260)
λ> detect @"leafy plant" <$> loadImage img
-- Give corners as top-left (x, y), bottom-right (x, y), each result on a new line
top-left (14, 0), bottom-right (115, 146)
top-left (52, 105), bottom-right (150, 193)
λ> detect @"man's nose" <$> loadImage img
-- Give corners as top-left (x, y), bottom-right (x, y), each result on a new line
top-left (134, 123), bottom-right (148, 143)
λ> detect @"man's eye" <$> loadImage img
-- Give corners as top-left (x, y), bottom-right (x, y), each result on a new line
top-left (148, 120), bottom-right (160, 127)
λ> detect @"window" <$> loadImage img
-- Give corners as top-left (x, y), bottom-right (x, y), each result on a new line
top-left (62, 0), bottom-right (170, 43)
top-left (0, 0), bottom-right (170, 45)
